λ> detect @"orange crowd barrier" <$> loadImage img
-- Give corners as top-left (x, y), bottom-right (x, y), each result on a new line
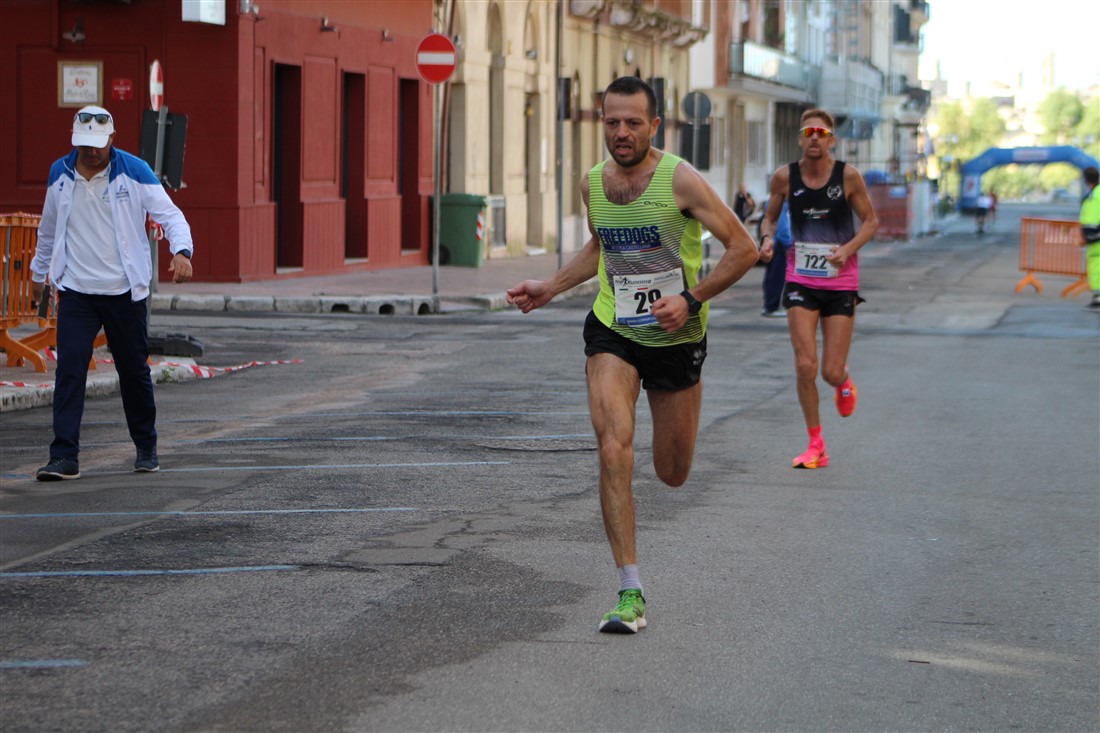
top-left (1, 213), bottom-right (50, 372)
top-left (0, 213), bottom-right (106, 373)
top-left (1016, 217), bottom-right (1088, 298)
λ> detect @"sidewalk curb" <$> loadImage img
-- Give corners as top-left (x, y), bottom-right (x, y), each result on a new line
top-left (151, 279), bottom-right (601, 316)
top-left (1, 361), bottom-right (202, 413)
top-left (1, 281), bottom-right (602, 413)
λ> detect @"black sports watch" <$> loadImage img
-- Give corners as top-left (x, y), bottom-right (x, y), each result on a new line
top-left (176, 249), bottom-right (192, 259)
top-left (680, 290), bottom-right (703, 315)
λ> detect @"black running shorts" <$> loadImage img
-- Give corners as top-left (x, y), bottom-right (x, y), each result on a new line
top-left (582, 311), bottom-right (706, 392)
top-left (782, 284), bottom-right (865, 317)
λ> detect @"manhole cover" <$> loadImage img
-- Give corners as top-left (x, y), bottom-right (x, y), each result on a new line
top-left (475, 439), bottom-right (597, 452)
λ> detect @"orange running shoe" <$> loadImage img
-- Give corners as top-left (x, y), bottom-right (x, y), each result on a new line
top-left (835, 379), bottom-right (858, 418)
top-left (792, 443), bottom-right (829, 469)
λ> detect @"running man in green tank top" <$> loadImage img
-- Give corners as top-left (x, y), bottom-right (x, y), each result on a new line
top-left (507, 77), bottom-right (758, 633)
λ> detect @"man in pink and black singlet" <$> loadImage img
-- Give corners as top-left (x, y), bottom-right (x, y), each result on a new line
top-left (759, 109), bottom-right (879, 469)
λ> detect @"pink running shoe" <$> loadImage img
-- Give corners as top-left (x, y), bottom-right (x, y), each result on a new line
top-left (835, 379), bottom-right (858, 418)
top-left (792, 443), bottom-right (829, 469)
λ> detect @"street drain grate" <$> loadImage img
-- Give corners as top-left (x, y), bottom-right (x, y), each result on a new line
top-left (475, 439), bottom-right (597, 452)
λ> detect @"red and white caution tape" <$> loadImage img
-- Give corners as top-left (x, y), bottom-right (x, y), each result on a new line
top-left (174, 359), bottom-right (303, 379)
top-left (1, 359), bottom-right (301, 388)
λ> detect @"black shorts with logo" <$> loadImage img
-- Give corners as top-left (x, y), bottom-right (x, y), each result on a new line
top-left (782, 283), bottom-right (865, 317)
top-left (582, 311), bottom-right (706, 392)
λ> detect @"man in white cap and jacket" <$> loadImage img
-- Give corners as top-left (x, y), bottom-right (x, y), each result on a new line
top-left (30, 105), bottom-right (195, 480)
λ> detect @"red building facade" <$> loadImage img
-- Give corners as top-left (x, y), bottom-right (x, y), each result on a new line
top-left (1, 0), bottom-right (435, 282)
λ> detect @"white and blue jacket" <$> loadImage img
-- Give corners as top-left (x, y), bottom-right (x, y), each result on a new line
top-left (31, 147), bottom-right (194, 302)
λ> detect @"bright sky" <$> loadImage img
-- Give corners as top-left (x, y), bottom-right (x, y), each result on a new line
top-left (917, 0), bottom-right (1100, 95)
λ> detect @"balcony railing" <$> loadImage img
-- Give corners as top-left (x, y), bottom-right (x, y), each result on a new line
top-left (729, 41), bottom-right (817, 93)
top-left (816, 56), bottom-right (884, 119)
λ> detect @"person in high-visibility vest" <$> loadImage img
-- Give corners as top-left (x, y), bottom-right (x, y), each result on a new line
top-left (1080, 166), bottom-right (1100, 311)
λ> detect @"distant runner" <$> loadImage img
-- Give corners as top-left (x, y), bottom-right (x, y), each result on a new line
top-left (760, 108), bottom-right (878, 469)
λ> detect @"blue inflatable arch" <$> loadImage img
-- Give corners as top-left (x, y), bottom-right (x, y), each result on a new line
top-left (958, 146), bottom-right (1099, 210)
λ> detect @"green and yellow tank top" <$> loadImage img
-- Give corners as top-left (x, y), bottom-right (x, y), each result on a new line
top-left (589, 152), bottom-right (705, 346)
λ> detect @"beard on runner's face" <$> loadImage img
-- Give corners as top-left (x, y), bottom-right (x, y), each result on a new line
top-left (603, 93), bottom-right (654, 168)
top-left (610, 134), bottom-right (649, 167)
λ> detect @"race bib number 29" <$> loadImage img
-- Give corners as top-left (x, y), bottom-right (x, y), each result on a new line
top-left (613, 268), bottom-right (684, 326)
top-left (794, 242), bottom-right (839, 278)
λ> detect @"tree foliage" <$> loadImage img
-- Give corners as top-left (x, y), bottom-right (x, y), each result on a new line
top-left (931, 90), bottom-right (1097, 199)
top-left (933, 98), bottom-right (1005, 161)
top-left (1074, 97), bottom-right (1099, 155)
top-left (1039, 89), bottom-right (1084, 145)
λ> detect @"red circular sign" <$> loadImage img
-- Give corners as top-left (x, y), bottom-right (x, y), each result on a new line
top-left (149, 60), bottom-right (164, 111)
top-left (416, 33), bottom-right (456, 85)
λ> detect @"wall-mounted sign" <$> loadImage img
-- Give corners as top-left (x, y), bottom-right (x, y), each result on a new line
top-left (58, 61), bottom-right (102, 107)
top-left (112, 78), bottom-right (134, 102)
top-left (182, 0), bottom-right (226, 25)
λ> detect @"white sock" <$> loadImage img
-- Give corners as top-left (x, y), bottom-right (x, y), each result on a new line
top-left (618, 564), bottom-right (642, 593)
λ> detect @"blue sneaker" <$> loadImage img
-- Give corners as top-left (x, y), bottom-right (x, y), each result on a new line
top-left (36, 457), bottom-right (80, 481)
top-left (598, 589), bottom-right (646, 633)
top-left (134, 449), bottom-right (159, 473)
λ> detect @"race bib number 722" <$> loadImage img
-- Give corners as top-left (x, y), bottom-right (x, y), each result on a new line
top-left (793, 242), bottom-right (839, 278)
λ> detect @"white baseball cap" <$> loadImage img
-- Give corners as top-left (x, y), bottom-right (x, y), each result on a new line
top-left (71, 105), bottom-right (115, 148)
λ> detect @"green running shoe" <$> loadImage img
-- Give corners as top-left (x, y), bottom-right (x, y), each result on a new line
top-left (598, 589), bottom-right (646, 633)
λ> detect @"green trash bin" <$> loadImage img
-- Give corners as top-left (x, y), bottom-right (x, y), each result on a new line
top-left (437, 193), bottom-right (487, 267)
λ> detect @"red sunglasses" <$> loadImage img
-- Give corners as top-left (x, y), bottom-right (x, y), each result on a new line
top-left (799, 126), bottom-right (834, 139)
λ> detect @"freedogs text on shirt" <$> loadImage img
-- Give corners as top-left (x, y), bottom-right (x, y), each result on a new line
top-left (597, 225), bottom-right (661, 250)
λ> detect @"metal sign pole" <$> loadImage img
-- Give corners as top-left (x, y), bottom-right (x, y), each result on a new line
top-left (556, 0), bottom-right (564, 271)
top-left (682, 91), bottom-right (711, 172)
top-left (418, 30), bottom-right (456, 313)
top-left (431, 82), bottom-right (442, 311)
top-left (145, 104), bottom-right (168, 339)
top-left (149, 105), bottom-right (168, 296)
top-left (691, 116), bottom-right (699, 170)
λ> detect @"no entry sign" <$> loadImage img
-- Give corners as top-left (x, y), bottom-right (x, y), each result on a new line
top-left (416, 33), bottom-right (456, 85)
top-left (149, 60), bottom-right (164, 111)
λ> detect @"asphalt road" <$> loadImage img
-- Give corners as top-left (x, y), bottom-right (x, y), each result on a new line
top-left (1, 203), bottom-right (1097, 732)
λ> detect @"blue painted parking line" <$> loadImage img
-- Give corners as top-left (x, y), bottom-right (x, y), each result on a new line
top-left (278, 410), bottom-right (527, 417)
top-left (1, 659), bottom-right (89, 670)
top-left (1, 434), bottom-right (583, 451)
top-left (158, 460), bottom-right (509, 473)
top-left (175, 433), bottom-right (589, 443)
top-left (3, 459), bottom-right (512, 481)
top-left (493, 433), bottom-right (591, 440)
top-left (1, 508), bottom-right (417, 519)
top-left (1, 565), bottom-right (300, 578)
top-left (175, 436), bottom-right (401, 444)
